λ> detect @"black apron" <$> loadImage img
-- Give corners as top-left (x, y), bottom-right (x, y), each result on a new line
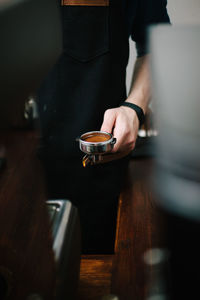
top-left (37, 0), bottom-right (130, 254)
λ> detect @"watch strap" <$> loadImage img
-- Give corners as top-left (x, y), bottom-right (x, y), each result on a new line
top-left (120, 102), bottom-right (145, 128)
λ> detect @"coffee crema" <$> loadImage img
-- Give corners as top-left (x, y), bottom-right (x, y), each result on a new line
top-left (83, 133), bottom-right (110, 143)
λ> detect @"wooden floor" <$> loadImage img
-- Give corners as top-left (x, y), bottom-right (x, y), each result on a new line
top-left (77, 255), bottom-right (113, 300)
top-left (77, 158), bottom-right (164, 300)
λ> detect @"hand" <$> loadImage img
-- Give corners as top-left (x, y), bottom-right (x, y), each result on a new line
top-left (100, 106), bottom-right (139, 153)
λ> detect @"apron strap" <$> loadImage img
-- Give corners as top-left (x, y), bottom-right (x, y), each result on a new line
top-left (61, 0), bottom-right (109, 6)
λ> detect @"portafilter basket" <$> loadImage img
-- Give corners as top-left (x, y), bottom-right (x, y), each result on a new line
top-left (77, 131), bottom-right (116, 155)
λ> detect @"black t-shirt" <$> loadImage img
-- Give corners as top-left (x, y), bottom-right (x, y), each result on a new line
top-left (124, 0), bottom-right (170, 56)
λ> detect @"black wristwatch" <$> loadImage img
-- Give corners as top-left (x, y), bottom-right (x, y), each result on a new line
top-left (120, 101), bottom-right (145, 128)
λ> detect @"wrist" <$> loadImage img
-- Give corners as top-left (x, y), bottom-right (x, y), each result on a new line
top-left (120, 101), bottom-right (145, 128)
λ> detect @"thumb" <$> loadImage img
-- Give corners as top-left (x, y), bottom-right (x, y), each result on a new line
top-left (100, 109), bottom-right (117, 133)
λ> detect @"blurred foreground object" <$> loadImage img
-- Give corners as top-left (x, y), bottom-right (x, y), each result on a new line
top-left (0, 1), bottom-right (80, 299)
top-left (144, 248), bottom-right (170, 300)
top-left (150, 25), bottom-right (200, 299)
top-left (150, 25), bottom-right (200, 221)
top-left (0, 131), bottom-right (81, 299)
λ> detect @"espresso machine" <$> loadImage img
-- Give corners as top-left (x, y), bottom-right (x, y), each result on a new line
top-left (0, 0), bottom-right (81, 299)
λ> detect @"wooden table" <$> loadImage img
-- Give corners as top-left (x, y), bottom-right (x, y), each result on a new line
top-left (77, 157), bottom-right (164, 300)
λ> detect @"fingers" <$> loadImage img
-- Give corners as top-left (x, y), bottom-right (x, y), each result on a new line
top-left (112, 116), bottom-right (135, 153)
top-left (100, 106), bottom-right (139, 154)
top-left (112, 107), bottom-right (139, 153)
top-left (100, 109), bottom-right (117, 133)
top-left (112, 117), bottom-right (127, 152)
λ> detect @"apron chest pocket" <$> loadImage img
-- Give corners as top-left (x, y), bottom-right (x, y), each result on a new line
top-left (62, 6), bottom-right (109, 62)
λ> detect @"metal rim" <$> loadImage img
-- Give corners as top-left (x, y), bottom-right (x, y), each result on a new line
top-left (80, 131), bottom-right (113, 145)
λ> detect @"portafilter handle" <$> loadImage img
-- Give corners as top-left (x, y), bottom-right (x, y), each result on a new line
top-left (82, 150), bottom-right (131, 167)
